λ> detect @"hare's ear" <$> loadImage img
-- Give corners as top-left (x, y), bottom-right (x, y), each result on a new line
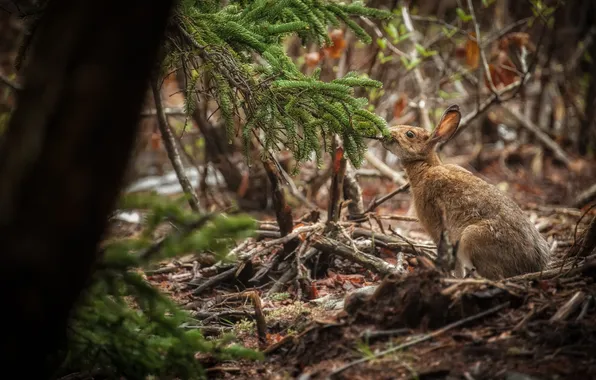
top-left (429, 105), bottom-right (461, 146)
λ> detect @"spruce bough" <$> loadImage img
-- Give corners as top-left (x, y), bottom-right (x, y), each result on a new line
top-left (169, 0), bottom-right (392, 167)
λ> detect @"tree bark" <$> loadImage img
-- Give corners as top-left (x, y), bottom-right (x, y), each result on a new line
top-left (0, 0), bottom-right (175, 376)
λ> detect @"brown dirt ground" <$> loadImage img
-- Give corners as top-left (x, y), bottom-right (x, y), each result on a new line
top-left (115, 149), bottom-right (596, 380)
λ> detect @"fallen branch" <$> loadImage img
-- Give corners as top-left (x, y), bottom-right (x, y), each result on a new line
top-left (506, 266), bottom-right (572, 281)
top-left (573, 183), bottom-right (596, 209)
top-left (328, 302), bottom-right (509, 378)
top-left (240, 223), bottom-right (324, 261)
top-left (376, 215), bottom-right (419, 223)
top-left (550, 291), bottom-right (586, 322)
top-left (192, 265), bottom-right (237, 295)
top-left (351, 227), bottom-right (427, 256)
top-left (151, 78), bottom-right (202, 212)
top-left (311, 236), bottom-right (398, 276)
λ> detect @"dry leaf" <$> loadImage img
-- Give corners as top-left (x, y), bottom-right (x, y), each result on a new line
top-left (495, 51), bottom-right (518, 86)
top-left (465, 33), bottom-right (480, 69)
top-left (266, 333), bottom-right (285, 344)
top-left (484, 64), bottom-right (501, 89)
top-left (150, 132), bottom-right (162, 150)
top-left (332, 147), bottom-right (344, 173)
top-left (499, 32), bottom-right (535, 52)
top-left (323, 29), bottom-right (346, 59)
top-left (305, 51), bottom-right (321, 67)
top-left (484, 52), bottom-right (518, 89)
top-left (236, 171), bottom-right (250, 198)
top-left (393, 93), bottom-right (408, 119)
top-left (454, 46), bottom-right (466, 59)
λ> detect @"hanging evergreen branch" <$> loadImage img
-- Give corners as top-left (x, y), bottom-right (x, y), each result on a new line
top-left (169, 0), bottom-right (393, 167)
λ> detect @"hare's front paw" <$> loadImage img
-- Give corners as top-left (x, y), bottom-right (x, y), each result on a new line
top-left (463, 267), bottom-right (479, 279)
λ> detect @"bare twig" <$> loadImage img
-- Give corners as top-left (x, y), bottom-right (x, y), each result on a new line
top-left (364, 151), bottom-right (406, 185)
top-left (446, 80), bottom-right (522, 144)
top-left (151, 78), bottom-right (202, 212)
top-left (359, 16), bottom-right (407, 57)
top-left (576, 296), bottom-right (593, 321)
top-left (352, 227), bottom-right (424, 257)
top-left (566, 26), bottom-right (596, 74)
top-left (365, 183), bottom-right (410, 213)
top-left (376, 214), bottom-right (420, 223)
top-left (192, 265), bottom-right (237, 295)
top-left (502, 107), bottom-right (571, 167)
top-left (467, 0), bottom-right (499, 99)
top-left (328, 302), bottom-right (509, 378)
top-left (246, 291), bottom-right (268, 349)
top-left (482, 18), bottom-right (532, 48)
top-left (401, 4), bottom-right (432, 131)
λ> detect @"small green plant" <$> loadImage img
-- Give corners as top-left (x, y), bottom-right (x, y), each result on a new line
top-left (55, 193), bottom-right (260, 379)
top-left (269, 292), bottom-right (291, 302)
top-left (265, 301), bottom-right (310, 324)
top-left (232, 318), bottom-right (257, 335)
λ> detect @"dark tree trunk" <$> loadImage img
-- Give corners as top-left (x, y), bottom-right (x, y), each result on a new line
top-left (0, 0), bottom-right (176, 376)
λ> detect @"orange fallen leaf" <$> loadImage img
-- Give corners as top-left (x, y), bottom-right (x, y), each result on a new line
top-left (266, 333), bottom-right (285, 344)
top-left (379, 247), bottom-right (394, 258)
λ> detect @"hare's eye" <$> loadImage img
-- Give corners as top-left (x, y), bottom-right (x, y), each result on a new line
top-left (405, 131), bottom-right (415, 138)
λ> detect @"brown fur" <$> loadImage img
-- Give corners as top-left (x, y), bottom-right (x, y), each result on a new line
top-left (382, 105), bottom-right (550, 280)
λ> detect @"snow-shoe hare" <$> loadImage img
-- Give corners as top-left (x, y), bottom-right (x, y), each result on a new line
top-left (382, 104), bottom-right (550, 279)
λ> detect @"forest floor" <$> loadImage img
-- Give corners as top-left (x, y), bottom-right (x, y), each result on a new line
top-left (111, 151), bottom-right (596, 380)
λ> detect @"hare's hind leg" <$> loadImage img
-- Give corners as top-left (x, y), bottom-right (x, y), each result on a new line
top-left (457, 223), bottom-right (503, 280)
